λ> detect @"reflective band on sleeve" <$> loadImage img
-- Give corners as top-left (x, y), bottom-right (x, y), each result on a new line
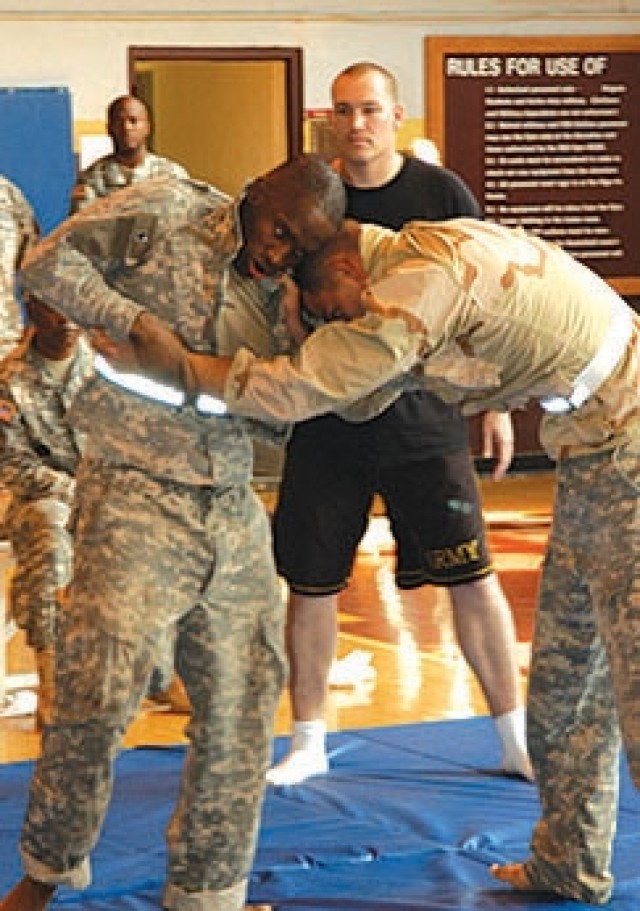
top-left (93, 354), bottom-right (227, 416)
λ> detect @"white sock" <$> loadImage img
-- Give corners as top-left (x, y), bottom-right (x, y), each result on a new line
top-left (266, 720), bottom-right (328, 786)
top-left (290, 719), bottom-right (327, 753)
top-left (494, 707), bottom-right (534, 781)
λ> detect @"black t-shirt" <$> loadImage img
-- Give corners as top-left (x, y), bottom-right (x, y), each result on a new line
top-left (346, 155), bottom-right (482, 229)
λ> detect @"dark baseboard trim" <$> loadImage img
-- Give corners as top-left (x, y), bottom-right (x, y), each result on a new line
top-left (474, 453), bottom-right (555, 476)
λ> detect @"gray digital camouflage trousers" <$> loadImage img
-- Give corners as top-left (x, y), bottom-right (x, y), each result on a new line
top-left (524, 443), bottom-right (640, 905)
top-left (4, 496), bottom-right (72, 651)
top-left (20, 461), bottom-right (286, 911)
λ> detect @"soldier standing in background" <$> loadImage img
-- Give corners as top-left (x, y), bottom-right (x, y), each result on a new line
top-left (69, 94), bottom-right (189, 213)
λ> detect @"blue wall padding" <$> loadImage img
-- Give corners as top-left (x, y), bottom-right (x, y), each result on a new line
top-left (0, 86), bottom-right (75, 235)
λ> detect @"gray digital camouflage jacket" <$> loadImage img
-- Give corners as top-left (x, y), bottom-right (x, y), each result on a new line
top-left (22, 176), bottom-right (288, 486)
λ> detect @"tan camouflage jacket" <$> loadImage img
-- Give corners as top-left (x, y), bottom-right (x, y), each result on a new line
top-left (0, 176), bottom-right (39, 358)
top-left (22, 176), bottom-right (288, 485)
top-left (69, 151), bottom-right (189, 213)
top-left (223, 219), bottom-right (640, 461)
top-left (0, 334), bottom-right (93, 505)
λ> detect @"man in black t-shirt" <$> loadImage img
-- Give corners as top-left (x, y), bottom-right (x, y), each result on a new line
top-left (269, 62), bottom-right (532, 785)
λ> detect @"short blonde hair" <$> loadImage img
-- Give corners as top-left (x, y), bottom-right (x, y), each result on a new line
top-left (331, 61), bottom-right (399, 103)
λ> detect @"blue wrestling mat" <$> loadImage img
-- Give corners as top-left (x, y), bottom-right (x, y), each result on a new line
top-left (1, 718), bottom-right (639, 910)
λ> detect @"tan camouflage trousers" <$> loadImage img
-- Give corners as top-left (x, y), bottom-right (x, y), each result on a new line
top-left (525, 444), bottom-right (640, 905)
top-left (20, 462), bottom-right (286, 911)
top-left (4, 495), bottom-right (72, 651)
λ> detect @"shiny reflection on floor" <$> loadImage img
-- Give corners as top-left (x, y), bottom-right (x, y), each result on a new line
top-left (376, 559), bottom-right (424, 709)
top-left (1, 471), bottom-right (554, 764)
top-left (315, 544), bottom-right (492, 736)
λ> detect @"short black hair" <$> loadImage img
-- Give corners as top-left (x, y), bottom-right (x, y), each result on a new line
top-left (294, 247), bottom-right (329, 293)
top-left (293, 223), bottom-right (356, 292)
top-left (266, 154), bottom-right (346, 229)
top-left (107, 94), bottom-right (151, 125)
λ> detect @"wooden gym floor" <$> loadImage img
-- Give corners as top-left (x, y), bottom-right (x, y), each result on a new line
top-left (0, 469), bottom-right (555, 765)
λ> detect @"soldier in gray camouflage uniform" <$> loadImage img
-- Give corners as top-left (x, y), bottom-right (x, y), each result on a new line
top-left (0, 154), bottom-right (344, 911)
top-left (0, 175), bottom-right (39, 358)
top-left (69, 94), bottom-right (189, 214)
top-left (0, 299), bottom-right (92, 727)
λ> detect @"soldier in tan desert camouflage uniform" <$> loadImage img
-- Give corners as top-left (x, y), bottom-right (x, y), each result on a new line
top-left (113, 216), bottom-right (640, 907)
top-left (0, 154), bottom-right (345, 911)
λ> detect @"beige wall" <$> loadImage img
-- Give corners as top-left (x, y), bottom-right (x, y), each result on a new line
top-left (0, 2), bottom-right (637, 169)
top-left (1, 3), bottom-right (636, 117)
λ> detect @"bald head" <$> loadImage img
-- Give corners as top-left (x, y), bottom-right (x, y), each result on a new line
top-left (331, 61), bottom-right (399, 104)
top-left (294, 219), bottom-right (362, 293)
top-left (292, 219), bottom-right (367, 328)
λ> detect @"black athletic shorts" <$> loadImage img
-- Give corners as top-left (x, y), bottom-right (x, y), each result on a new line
top-left (273, 422), bottom-right (493, 595)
